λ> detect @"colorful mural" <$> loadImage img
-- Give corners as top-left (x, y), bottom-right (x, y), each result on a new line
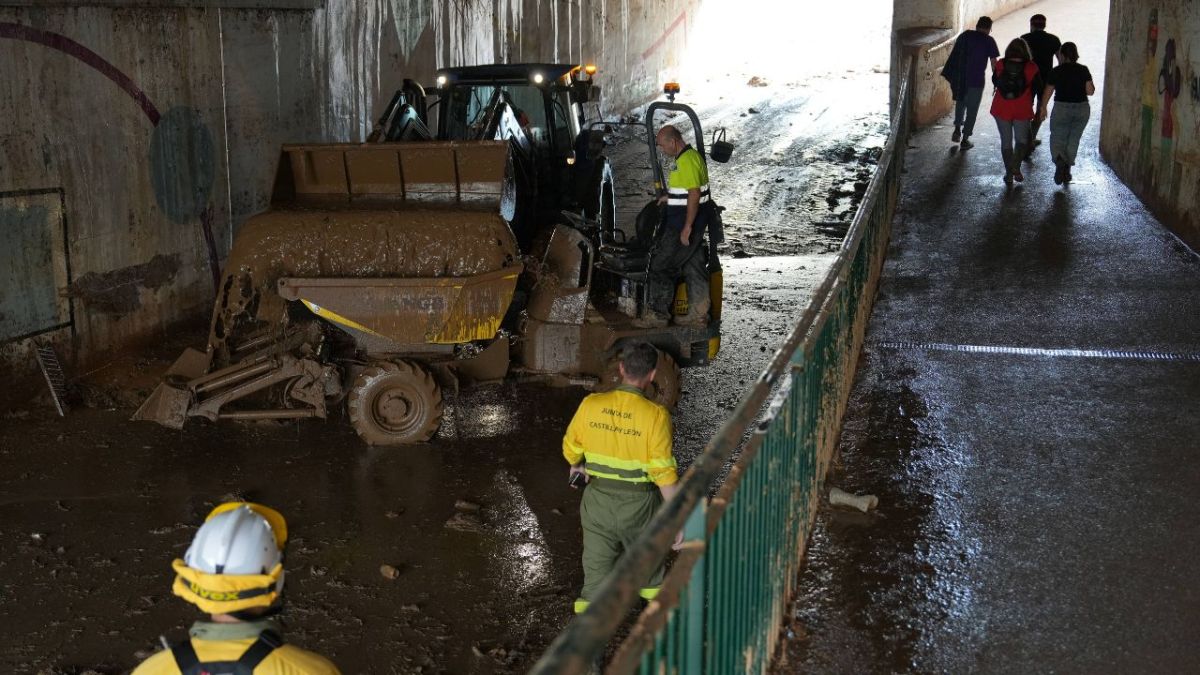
top-left (1138, 9), bottom-right (1158, 181)
top-left (1104, 1), bottom-right (1200, 250)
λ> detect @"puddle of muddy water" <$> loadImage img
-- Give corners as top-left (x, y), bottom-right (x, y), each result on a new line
top-left (0, 253), bottom-right (832, 674)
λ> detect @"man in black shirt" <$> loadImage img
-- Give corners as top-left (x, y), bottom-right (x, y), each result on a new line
top-left (1021, 14), bottom-right (1062, 155)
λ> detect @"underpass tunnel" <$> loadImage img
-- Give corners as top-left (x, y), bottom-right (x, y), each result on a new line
top-left (0, 0), bottom-right (1197, 673)
top-left (892, 0), bottom-right (1199, 250)
top-left (1, 0), bottom-right (1108, 388)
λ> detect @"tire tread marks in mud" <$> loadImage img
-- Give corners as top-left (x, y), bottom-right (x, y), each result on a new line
top-left (348, 360), bottom-right (443, 445)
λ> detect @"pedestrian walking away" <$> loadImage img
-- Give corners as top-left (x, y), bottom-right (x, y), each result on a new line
top-left (562, 341), bottom-right (681, 614)
top-left (1021, 13), bottom-right (1063, 155)
top-left (132, 502), bottom-right (341, 675)
top-left (990, 38), bottom-right (1043, 185)
top-left (941, 16), bottom-right (1000, 149)
top-left (638, 125), bottom-right (715, 328)
top-left (1039, 41), bottom-right (1095, 185)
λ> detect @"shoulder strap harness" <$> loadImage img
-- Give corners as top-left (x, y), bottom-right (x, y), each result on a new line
top-left (170, 629), bottom-right (283, 675)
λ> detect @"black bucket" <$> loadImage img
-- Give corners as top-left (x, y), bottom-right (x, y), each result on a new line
top-left (710, 128), bottom-right (734, 163)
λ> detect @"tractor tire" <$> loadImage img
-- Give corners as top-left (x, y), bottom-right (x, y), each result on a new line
top-left (347, 360), bottom-right (443, 445)
top-left (596, 350), bottom-right (682, 411)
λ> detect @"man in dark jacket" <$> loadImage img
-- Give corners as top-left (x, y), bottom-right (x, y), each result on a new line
top-left (942, 16), bottom-right (1000, 149)
top-left (1021, 13), bottom-right (1062, 155)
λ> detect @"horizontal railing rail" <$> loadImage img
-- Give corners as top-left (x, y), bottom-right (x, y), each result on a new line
top-left (530, 55), bottom-right (915, 675)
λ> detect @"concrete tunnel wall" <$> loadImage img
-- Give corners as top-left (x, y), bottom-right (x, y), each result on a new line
top-left (0, 0), bottom-right (698, 398)
top-left (1100, 1), bottom-right (1200, 250)
top-left (893, 0), bottom-right (1043, 127)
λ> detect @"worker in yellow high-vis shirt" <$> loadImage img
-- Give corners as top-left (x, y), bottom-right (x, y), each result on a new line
top-left (636, 124), bottom-right (715, 328)
top-left (132, 502), bottom-right (340, 675)
top-left (563, 341), bottom-right (681, 613)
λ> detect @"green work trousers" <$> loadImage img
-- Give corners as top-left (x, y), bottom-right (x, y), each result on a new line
top-left (577, 479), bottom-right (664, 611)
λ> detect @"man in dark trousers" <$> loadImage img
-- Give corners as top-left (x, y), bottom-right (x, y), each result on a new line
top-left (637, 125), bottom-right (713, 327)
top-left (562, 341), bottom-right (681, 615)
top-left (1021, 13), bottom-right (1062, 156)
top-left (942, 16), bottom-right (1000, 149)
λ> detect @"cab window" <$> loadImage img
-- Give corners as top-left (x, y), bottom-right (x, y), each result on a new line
top-left (444, 84), bottom-right (549, 145)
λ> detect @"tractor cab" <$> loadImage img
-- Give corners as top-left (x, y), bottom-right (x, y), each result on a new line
top-left (367, 63), bottom-right (604, 250)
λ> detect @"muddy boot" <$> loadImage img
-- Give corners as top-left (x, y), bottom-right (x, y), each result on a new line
top-left (673, 298), bottom-right (710, 327)
top-left (633, 310), bottom-right (669, 328)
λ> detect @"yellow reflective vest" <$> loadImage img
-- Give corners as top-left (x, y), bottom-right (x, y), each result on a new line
top-left (562, 385), bottom-right (677, 486)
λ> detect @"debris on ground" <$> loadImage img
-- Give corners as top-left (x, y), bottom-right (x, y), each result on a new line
top-left (384, 510), bottom-right (402, 519)
top-left (453, 499), bottom-right (481, 513)
top-left (380, 564), bottom-right (402, 580)
top-left (828, 487), bottom-right (879, 513)
top-left (747, 75), bottom-right (768, 87)
top-left (445, 512), bottom-right (483, 532)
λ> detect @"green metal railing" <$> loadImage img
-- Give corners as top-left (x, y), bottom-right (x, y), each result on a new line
top-left (530, 57), bottom-right (914, 675)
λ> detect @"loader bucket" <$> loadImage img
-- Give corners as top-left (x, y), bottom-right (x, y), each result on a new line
top-left (131, 347), bottom-right (210, 428)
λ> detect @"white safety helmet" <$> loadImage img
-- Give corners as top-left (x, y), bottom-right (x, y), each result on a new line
top-left (185, 503), bottom-right (283, 574)
top-left (172, 502), bottom-right (289, 614)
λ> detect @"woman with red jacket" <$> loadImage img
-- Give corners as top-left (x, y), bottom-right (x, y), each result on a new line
top-left (990, 38), bottom-right (1043, 184)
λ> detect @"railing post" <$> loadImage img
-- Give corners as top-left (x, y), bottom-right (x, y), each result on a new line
top-left (681, 500), bottom-right (707, 675)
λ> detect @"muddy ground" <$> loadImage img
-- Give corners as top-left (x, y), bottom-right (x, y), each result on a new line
top-left (607, 71), bottom-right (890, 258)
top-left (0, 73), bottom-right (887, 674)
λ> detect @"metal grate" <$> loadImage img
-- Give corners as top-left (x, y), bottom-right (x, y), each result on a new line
top-left (874, 341), bottom-right (1200, 362)
top-left (34, 341), bottom-right (68, 417)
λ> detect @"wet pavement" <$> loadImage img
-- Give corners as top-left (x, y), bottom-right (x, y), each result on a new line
top-left (788, 1), bottom-right (1200, 672)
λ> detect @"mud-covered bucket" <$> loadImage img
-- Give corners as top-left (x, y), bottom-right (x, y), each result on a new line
top-left (709, 128), bottom-right (733, 163)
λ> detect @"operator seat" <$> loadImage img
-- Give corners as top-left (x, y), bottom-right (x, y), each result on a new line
top-left (595, 200), bottom-right (661, 274)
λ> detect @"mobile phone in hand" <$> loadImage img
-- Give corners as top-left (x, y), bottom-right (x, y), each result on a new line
top-left (569, 472), bottom-right (586, 489)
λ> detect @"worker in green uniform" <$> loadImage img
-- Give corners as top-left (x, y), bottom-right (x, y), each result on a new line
top-left (637, 124), bottom-right (714, 328)
top-left (563, 341), bottom-right (681, 613)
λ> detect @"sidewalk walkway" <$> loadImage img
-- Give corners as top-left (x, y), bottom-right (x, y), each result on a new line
top-left (789, 1), bottom-right (1200, 671)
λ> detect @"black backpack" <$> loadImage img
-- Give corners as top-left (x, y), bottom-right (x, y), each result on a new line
top-left (997, 59), bottom-right (1027, 99)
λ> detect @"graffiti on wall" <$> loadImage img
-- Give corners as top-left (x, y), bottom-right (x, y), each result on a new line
top-left (1132, 6), bottom-right (1191, 206)
top-left (0, 22), bottom-right (221, 294)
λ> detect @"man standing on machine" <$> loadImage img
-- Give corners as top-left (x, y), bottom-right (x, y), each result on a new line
top-left (638, 125), bottom-right (713, 328)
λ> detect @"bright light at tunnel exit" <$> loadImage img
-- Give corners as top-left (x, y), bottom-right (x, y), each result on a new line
top-left (681, 0), bottom-right (891, 84)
